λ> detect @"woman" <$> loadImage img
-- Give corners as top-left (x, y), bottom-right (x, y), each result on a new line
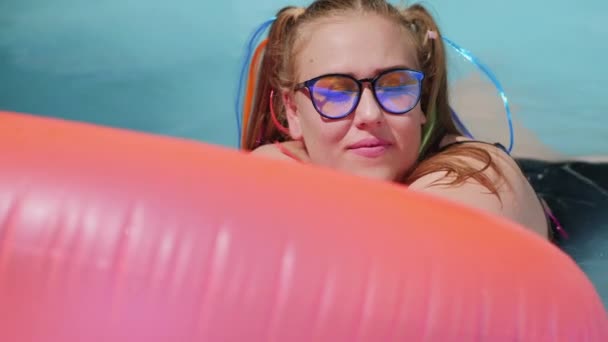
top-left (243, 0), bottom-right (553, 239)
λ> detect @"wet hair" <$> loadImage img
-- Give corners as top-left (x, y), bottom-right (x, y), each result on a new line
top-left (243, 0), bottom-right (502, 196)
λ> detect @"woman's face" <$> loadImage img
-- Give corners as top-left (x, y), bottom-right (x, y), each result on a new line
top-left (284, 13), bottom-right (426, 182)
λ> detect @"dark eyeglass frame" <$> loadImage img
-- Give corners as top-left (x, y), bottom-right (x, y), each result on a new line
top-left (294, 67), bottom-right (425, 120)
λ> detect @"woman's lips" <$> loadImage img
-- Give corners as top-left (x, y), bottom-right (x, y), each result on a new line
top-left (347, 137), bottom-right (392, 158)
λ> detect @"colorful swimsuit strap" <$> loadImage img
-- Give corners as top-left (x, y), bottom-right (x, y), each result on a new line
top-left (274, 141), bottom-right (304, 162)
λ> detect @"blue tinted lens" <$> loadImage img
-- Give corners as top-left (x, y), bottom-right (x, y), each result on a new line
top-left (375, 70), bottom-right (423, 114)
top-left (309, 75), bottom-right (359, 118)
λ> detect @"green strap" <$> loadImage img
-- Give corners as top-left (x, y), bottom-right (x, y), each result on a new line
top-left (418, 109), bottom-right (437, 157)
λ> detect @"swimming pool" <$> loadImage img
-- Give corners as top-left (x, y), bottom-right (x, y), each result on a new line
top-left (1, 0), bottom-right (606, 157)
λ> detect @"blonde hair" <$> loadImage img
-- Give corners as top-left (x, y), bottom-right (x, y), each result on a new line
top-left (243, 0), bottom-right (502, 196)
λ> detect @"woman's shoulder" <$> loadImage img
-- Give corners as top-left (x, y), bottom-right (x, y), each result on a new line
top-left (410, 135), bottom-right (549, 238)
top-left (411, 135), bottom-right (518, 190)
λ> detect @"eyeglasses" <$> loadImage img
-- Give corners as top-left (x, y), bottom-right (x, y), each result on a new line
top-left (294, 68), bottom-right (425, 119)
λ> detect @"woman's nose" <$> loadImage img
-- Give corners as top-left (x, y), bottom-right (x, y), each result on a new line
top-left (353, 86), bottom-right (383, 127)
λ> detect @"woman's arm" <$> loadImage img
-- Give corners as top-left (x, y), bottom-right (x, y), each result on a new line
top-left (408, 143), bottom-right (549, 239)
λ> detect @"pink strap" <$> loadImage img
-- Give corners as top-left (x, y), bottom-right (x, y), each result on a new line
top-left (546, 210), bottom-right (568, 239)
top-left (269, 90), bottom-right (291, 136)
top-left (274, 141), bottom-right (303, 162)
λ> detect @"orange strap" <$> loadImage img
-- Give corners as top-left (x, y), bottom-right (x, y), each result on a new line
top-left (241, 39), bottom-right (269, 149)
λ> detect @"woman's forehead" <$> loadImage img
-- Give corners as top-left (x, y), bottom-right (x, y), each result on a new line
top-left (294, 13), bottom-right (418, 80)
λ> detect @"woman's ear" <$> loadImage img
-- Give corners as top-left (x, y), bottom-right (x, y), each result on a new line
top-left (282, 90), bottom-right (303, 140)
